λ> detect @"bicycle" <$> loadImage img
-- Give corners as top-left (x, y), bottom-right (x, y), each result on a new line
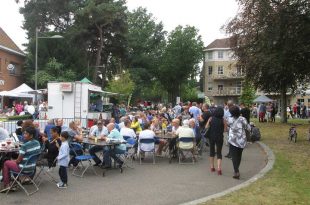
top-left (288, 125), bottom-right (297, 143)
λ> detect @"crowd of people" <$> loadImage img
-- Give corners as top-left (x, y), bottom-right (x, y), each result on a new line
top-left (0, 100), bottom-right (48, 119)
top-left (0, 99), bottom-right (259, 193)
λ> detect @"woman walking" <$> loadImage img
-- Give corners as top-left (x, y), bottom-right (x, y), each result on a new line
top-left (206, 107), bottom-right (226, 175)
top-left (227, 106), bottom-right (251, 179)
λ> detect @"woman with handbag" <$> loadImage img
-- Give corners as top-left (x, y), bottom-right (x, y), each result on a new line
top-left (205, 107), bottom-right (227, 175)
top-left (227, 106), bottom-right (251, 179)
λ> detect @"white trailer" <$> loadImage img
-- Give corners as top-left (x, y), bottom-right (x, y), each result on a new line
top-left (47, 82), bottom-right (112, 122)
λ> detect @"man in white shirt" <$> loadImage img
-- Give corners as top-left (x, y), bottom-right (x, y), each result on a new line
top-left (176, 120), bottom-right (195, 150)
top-left (138, 122), bottom-right (155, 154)
top-left (89, 120), bottom-right (109, 166)
top-left (120, 119), bottom-right (136, 139)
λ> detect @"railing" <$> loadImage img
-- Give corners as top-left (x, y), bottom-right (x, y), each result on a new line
top-left (3, 118), bottom-right (89, 134)
top-left (208, 87), bottom-right (242, 96)
top-left (212, 72), bottom-right (245, 80)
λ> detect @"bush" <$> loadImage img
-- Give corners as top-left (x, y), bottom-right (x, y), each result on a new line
top-left (7, 115), bottom-right (33, 121)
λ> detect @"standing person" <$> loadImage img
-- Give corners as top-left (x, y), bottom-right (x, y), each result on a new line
top-left (206, 107), bottom-right (226, 175)
top-left (189, 102), bottom-right (202, 122)
top-left (227, 106), bottom-right (251, 179)
top-left (198, 103), bottom-right (212, 146)
top-left (42, 127), bottom-right (62, 168)
top-left (270, 103), bottom-right (276, 122)
top-left (296, 103), bottom-right (301, 118)
top-left (224, 100), bottom-right (234, 158)
top-left (240, 103), bottom-right (251, 124)
top-left (258, 103), bottom-right (266, 122)
top-left (57, 131), bottom-right (70, 188)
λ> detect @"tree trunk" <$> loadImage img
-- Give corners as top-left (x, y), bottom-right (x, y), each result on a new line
top-left (92, 25), bottom-right (104, 84)
top-left (280, 86), bottom-right (287, 123)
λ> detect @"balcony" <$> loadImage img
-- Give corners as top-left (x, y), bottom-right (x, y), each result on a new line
top-left (208, 87), bottom-right (242, 96)
top-left (212, 72), bottom-right (245, 80)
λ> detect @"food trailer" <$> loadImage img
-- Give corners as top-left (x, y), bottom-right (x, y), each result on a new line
top-left (47, 82), bottom-right (114, 124)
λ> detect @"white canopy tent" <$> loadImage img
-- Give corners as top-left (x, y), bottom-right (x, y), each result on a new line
top-left (253, 95), bottom-right (274, 103)
top-left (0, 83), bottom-right (35, 109)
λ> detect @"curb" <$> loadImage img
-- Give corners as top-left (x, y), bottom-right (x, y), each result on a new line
top-left (179, 142), bottom-right (275, 205)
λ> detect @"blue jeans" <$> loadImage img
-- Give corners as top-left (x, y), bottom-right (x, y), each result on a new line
top-left (103, 146), bottom-right (125, 167)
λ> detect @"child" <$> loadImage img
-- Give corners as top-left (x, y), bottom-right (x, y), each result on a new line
top-left (57, 131), bottom-right (70, 188)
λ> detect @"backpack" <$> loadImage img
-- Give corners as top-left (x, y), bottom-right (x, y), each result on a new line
top-left (251, 127), bottom-right (261, 142)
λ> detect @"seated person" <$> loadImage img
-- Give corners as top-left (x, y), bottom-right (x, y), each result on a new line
top-left (67, 121), bottom-right (84, 167)
top-left (130, 116), bottom-right (142, 134)
top-left (15, 120), bottom-right (23, 136)
top-left (176, 119), bottom-right (196, 161)
top-left (0, 122), bottom-right (9, 141)
top-left (44, 119), bottom-right (56, 141)
top-left (138, 122), bottom-right (156, 155)
top-left (42, 127), bottom-right (61, 168)
top-left (102, 123), bottom-right (126, 169)
top-left (88, 120), bottom-right (108, 166)
top-left (0, 127), bottom-right (41, 192)
top-left (120, 119), bottom-right (136, 139)
top-left (168, 119), bottom-right (180, 157)
top-left (150, 118), bottom-right (167, 156)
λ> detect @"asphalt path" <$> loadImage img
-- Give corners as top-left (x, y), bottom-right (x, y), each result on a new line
top-left (2, 142), bottom-right (266, 205)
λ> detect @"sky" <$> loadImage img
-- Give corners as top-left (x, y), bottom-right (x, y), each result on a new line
top-left (0, 0), bottom-right (239, 51)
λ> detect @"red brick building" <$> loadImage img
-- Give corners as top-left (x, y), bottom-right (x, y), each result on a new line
top-left (0, 27), bottom-right (25, 92)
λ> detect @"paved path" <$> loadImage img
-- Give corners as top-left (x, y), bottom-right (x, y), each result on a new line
top-left (2, 143), bottom-right (266, 205)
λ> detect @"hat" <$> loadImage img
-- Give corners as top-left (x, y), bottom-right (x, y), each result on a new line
top-left (250, 122), bottom-right (255, 126)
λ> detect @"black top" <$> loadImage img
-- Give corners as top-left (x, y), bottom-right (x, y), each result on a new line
top-left (45, 138), bottom-right (61, 160)
top-left (241, 107), bottom-right (251, 123)
top-left (208, 117), bottom-right (224, 140)
top-left (199, 110), bottom-right (212, 128)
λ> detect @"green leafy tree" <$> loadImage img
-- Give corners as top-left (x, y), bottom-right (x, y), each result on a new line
top-left (225, 0), bottom-right (310, 122)
top-left (106, 71), bottom-right (135, 100)
top-left (158, 26), bottom-right (204, 103)
top-left (72, 0), bottom-right (128, 87)
top-left (126, 7), bottom-right (167, 100)
top-left (32, 58), bottom-right (76, 87)
top-left (239, 81), bottom-right (256, 107)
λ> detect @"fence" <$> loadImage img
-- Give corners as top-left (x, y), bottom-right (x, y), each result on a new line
top-left (3, 118), bottom-right (89, 134)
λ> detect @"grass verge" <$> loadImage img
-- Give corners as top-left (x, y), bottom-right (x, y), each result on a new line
top-left (203, 118), bottom-right (310, 205)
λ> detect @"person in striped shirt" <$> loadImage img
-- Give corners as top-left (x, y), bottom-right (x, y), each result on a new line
top-left (0, 127), bottom-right (41, 193)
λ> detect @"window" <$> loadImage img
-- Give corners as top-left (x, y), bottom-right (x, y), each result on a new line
top-left (218, 51), bottom-right (224, 59)
top-left (208, 82), bottom-right (213, 91)
top-left (218, 85), bottom-right (223, 94)
top-left (218, 66), bottom-right (224, 75)
top-left (9, 62), bottom-right (19, 75)
top-left (208, 66), bottom-right (212, 75)
top-left (208, 52), bottom-right (213, 59)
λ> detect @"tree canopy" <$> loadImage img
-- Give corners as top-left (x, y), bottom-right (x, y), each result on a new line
top-left (225, 0), bottom-right (310, 122)
top-left (158, 26), bottom-right (204, 103)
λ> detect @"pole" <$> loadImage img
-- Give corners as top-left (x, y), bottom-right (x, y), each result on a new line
top-left (35, 27), bottom-right (38, 105)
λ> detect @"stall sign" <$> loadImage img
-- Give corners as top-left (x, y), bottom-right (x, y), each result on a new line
top-left (0, 80), bottom-right (4, 86)
top-left (60, 83), bottom-right (73, 92)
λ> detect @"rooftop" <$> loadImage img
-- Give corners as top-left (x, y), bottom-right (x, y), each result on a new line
top-left (0, 27), bottom-right (25, 56)
top-left (205, 38), bottom-right (232, 50)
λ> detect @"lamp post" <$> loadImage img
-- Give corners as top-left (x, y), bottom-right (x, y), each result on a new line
top-left (35, 27), bottom-right (63, 103)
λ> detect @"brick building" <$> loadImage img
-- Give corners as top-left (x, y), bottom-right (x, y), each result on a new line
top-left (0, 27), bottom-right (25, 92)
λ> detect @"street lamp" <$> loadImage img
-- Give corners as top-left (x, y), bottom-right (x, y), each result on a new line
top-left (35, 27), bottom-right (63, 103)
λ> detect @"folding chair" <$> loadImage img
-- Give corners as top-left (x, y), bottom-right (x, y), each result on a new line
top-left (70, 142), bottom-right (98, 177)
top-left (178, 137), bottom-right (196, 164)
top-left (138, 138), bottom-right (155, 164)
top-left (6, 153), bottom-right (40, 196)
top-left (118, 137), bottom-right (136, 169)
top-left (35, 157), bottom-right (58, 186)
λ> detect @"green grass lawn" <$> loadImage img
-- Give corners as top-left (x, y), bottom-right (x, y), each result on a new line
top-left (203, 118), bottom-right (310, 205)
